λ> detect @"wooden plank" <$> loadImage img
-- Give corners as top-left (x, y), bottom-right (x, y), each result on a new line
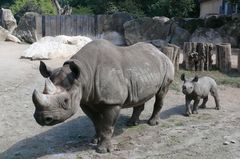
top-left (42, 16), bottom-right (46, 37)
top-left (56, 15), bottom-right (61, 36)
top-left (65, 15), bottom-right (72, 36)
top-left (45, 16), bottom-right (51, 36)
top-left (50, 16), bottom-right (57, 36)
top-left (60, 15), bottom-right (66, 35)
top-left (76, 16), bottom-right (82, 35)
top-left (238, 53), bottom-right (240, 72)
top-left (72, 15), bottom-right (77, 36)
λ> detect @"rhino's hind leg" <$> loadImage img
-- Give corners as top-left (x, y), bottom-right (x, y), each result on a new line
top-left (127, 104), bottom-right (145, 126)
top-left (148, 85), bottom-right (169, 126)
top-left (199, 96), bottom-right (208, 109)
top-left (96, 106), bottom-right (121, 153)
top-left (211, 88), bottom-right (220, 110)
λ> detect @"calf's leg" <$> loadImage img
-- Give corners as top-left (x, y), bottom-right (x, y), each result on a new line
top-left (199, 96), bottom-right (208, 109)
top-left (185, 97), bottom-right (192, 116)
top-left (192, 99), bottom-right (200, 114)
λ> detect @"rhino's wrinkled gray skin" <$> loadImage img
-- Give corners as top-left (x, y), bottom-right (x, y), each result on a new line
top-left (181, 74), bottom-right (220, 116)
top-left (32, 39), bottom-right (174, 153)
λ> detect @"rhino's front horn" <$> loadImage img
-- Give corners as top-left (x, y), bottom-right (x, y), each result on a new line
top-left (32, 89), bottom-right (50, 108)
top-left (43, 78), bottom-right (57, 94)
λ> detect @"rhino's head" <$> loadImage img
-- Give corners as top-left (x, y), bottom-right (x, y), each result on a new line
top-left (33, 61), bottom-right (81, 126)
top-left (180, 73), bottom-right (198, 95)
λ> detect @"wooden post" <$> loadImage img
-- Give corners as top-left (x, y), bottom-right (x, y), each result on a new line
top-left (161, 44), bottom-right (180, 71)
top-left (183, 42), bottom-right (213, 71)
top-left (183, 42), bottom-right (197, 71)
top-left (238, 53), bottom-right (240, 72)
top-left (216, 43), bottom-right (232, 73)
top-left (162, 46), bottom-right (174, 60)
top-left (167, 44), bottom-right (180, 71)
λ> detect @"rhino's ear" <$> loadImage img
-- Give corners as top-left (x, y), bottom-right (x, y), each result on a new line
top-left (39, 61), bottom-right (52, 78)
top-left (180, 73), bottom-right (186, 81)
top-left (192, 76), bottom-right (198, 82)
top-left (69, 61), bottom-right (80, 79)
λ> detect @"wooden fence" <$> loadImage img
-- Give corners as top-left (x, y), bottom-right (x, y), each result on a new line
top-left (41, 15), bottom-right (97, 37)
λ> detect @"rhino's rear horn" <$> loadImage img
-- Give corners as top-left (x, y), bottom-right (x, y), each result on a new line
top-left (43, 78), bottom-right (57, 94)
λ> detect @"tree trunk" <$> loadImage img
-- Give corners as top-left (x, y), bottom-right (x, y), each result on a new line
top-left (167, 44), bottom-right (180, 71)
top-left (216, 43), bottom-right (232, 73)
top-left (183, 42), bottom-right (213, 71)
top-left (161, 44), bottom-right (180, 71)
top-left (238, 51), bottom-right (240, 72)
top-left (52, 0), bottom-right (72, 15)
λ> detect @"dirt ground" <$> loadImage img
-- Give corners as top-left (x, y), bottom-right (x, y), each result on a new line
top-left (0, 42), bottom-right (240, 159)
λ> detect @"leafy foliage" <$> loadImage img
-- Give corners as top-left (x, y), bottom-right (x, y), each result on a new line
top-left (72, 6), bottom-right (93, 15)
top-left (9, 0), bottom-right (56, 20)
top-left (1, 0), bottom-right (199, 18)
top-left (148, 0), bottom-right (199, 18)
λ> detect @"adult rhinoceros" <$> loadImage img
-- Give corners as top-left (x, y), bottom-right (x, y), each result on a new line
top-left (32, 39), bottom-right (174, 153)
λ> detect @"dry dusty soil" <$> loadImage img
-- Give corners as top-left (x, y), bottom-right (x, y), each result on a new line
top-left (0, 42), bottom-right (240, 159)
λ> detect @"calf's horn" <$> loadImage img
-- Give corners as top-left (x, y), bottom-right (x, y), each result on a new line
top-left (44, 78), bottom-right (57, 94)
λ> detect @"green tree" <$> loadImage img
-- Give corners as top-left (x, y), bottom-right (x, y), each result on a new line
top-left (228, 0), bottom-right (240, 4)
top-left (148, 0), bottom-right (198, 18)
top-left (10, 0), bottom-right (57, 20)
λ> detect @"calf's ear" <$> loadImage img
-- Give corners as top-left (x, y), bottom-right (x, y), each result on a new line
top-left (39, 61), bottom-right (53, 78)
top-left (180, 73), bottom-right (186, 81)
top-left (192, 76), bottom-right (198, 82)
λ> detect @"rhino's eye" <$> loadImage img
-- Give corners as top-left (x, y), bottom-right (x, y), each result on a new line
top-left (64, 99), bottom-right (69, 104)
top-left (59, 98), bottom-right (69, 110)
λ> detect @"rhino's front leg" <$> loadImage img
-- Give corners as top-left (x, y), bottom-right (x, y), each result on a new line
top-left (80, 105), bottom-right (102, 144)
top-left (192, 99), bottom-right (200, 114)
top-left (185, 97), bottom-right (192, 116)
top-left (96, 106), bottom-right (121, 153)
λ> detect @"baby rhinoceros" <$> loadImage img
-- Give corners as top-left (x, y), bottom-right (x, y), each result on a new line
top-left (180, 74), bottom-right (220, 116)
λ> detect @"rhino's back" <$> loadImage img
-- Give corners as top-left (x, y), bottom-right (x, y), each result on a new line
top-left (196, 76), bottom-right (217, 96)
top-left (72, 40), bottom-right (172, 107)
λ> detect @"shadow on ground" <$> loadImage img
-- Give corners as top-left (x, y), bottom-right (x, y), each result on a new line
top-left (0, 115), bottom-right (129, 159)
top-left (160, 104), bottom-right (185, 119)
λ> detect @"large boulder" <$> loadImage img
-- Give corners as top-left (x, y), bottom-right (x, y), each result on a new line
top-left (123, 17), bottom-right (170, 45)
top-left (22, 35), bottom-right (92, 60)
top-left (96, 12), bottom-right (133, 35)
top-left (190, 27), bottom-right (223, 44)
top-left (0, 8), bottom-right (17, 33)
top-left (171, 17), bottom-right (204, 33)
top-left (13, 12), bottom-right (41, 43)
top-left (217, 19), bottom-right (240, 47)
top-left (204, 15), bottom-right (232, 28)
top-left (152, 16), bottom-right (170, 24)
top-left (167, 26), bottom-right (191, 47)
top-left (6, 34), bottom-right (21, 43)
top-left (100, 31), bottom-right (126, 46)
top-left (0, 26), bottom-right (9, 41)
